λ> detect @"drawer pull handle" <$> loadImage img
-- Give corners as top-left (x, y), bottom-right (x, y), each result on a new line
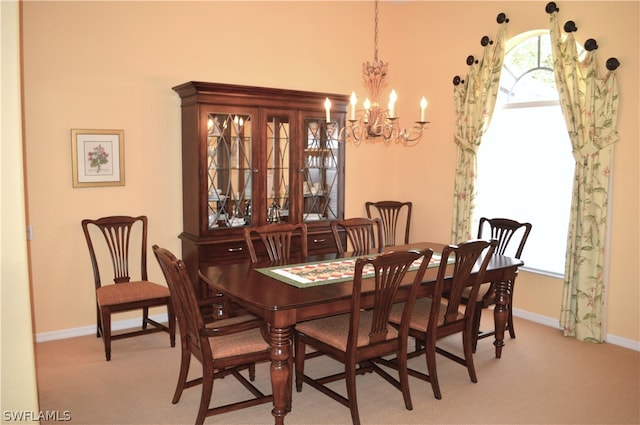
top-left (227, 247), bottom-right (244, 252)
top-left (313, 239), bottom-right (326, 243)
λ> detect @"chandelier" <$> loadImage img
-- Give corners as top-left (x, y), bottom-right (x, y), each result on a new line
top-left (325, 0), bottom-right (428, 146)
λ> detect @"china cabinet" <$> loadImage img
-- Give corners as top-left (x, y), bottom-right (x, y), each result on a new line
top-left (173, 81), bottom-right (348, 300)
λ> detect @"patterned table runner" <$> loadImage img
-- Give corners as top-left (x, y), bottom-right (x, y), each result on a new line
top-left (257, 253), bottom-right (448, 288)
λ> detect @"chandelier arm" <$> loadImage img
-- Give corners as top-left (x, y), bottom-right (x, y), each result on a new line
top-left (398, 123), bottom-right (427, 144)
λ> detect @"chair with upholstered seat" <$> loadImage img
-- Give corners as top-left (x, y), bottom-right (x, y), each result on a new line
top-left (81, 215), bottom-right (176, 361)
top-left (243, 223), bottom-right (308, 263)
top-left (294, 248), bottom-right (433, 425)
top-left (331, 217), bottom-right (384, 255)
top-left (153, 245), bottom-right (273, 425)
top-left (384, 239), bottom-right (497, 400)
top-left (365, 201), bottom-right (412, 246)
top-left (465, 217), bottom-right (532, 351)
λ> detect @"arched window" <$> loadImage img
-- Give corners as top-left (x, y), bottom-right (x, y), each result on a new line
top-left (474, 31), bottom-right (577, 276)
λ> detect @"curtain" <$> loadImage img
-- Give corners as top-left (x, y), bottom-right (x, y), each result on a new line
top-left (550, 12), bottom-right (619, 343)
top-left (451, 23), bottom-right (506, 243)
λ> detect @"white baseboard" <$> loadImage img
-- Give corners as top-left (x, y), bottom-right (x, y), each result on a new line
top-left (35, 313), bottom-right (169, 343)
top-left (512, 308), bottom-right (640, 352)
top-left (35, 310), bottom-right (640, 352)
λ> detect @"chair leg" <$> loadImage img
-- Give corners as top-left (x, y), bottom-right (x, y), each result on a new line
top-left (345, 362), bottom-right (361, 425)
top-left (196, 370), bottom-right (214, 425)
top-left (100, 307), bottom-right (112, 361)
top-left (425, 336), bottom-right (441, 400)
top-left (397, 347), bottom-right (413, 411)
top-left (173, 345), bottom-right (191, 404)
top-left (96, 305), bottom-right (102, 338)
top-left (463, 325), bottom-right (478, 384)
top-left (507, 282), bottom-right (516, 339)
top-left (167, 302), bottom-right (176, 347)
top-left (287, 340), bottom-right (293, 412)
top-left (294, 337), bottom-right (305, 392)
top-left (471, 302), bottom-right (483, 353)
top-left (142, 306), bottom-right (150, 329)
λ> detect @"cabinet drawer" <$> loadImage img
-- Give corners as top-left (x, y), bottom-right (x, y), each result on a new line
top-left (307, 230), bottom-right (339, 254)
top-left (198, 240), bottom-right (251, 264)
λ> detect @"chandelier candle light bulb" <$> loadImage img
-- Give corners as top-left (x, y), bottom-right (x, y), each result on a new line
top-left (350, 92), bottom-right (358, 120)
top-left (363, 98), bottom-right (371, 123)
top-left (324, 98), bottom-right (331, 122)
top-left (420, 97), bottom-right (428, 122)
top-left (388, 90), bottom-right (398, 118)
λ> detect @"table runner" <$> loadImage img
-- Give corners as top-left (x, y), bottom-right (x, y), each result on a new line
top-left (257, 253), bottom-right (448, 288)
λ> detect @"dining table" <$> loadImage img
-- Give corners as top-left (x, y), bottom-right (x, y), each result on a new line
top-left (199, 241), bottom-right (524, 425)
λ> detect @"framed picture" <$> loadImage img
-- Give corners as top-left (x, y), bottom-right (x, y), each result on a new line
top-left (71, 129), bottom-right (125, 188)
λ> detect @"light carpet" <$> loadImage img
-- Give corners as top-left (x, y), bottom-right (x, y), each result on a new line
top-left (35, 316), bottom-right (639, 425)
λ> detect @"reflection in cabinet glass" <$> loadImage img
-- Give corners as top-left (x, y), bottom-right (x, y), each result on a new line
top-left (303, 119), bottom-right (340, 222)
top-left (207, 113), bottom-right (253, 229)
top-left (266, 114), bottom-right (290, 223)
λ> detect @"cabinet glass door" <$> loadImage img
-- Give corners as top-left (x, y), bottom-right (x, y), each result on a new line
top-left (303, 118), bottom-right (341, 222)
top-left (206, 112), bottom-right (252, 229)
top-left (265, 113), bottom-right (291, 223)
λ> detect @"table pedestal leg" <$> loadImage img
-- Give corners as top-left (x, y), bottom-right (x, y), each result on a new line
top-left (493, 279), bottom-right (511, 358)
top-left (269, 325), bottom-right (291, 425)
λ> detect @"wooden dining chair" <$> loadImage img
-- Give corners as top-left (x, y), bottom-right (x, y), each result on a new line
top-left (244, 223), bottom-right (308, 263)
top-left (294, 248), bottom-right (433, 425)
top-left (365, 201), bottom-right (412, 246)
top-left (384, 239), bottom-right (497, 400)
top-left (331, 217), bottom-right (384, 255)
top-left (465, 217), bottom-right (532, 351)
top-left (81, 215), bottom-right (176, 361)
top-left (152, 245), bottom-right (273, 425)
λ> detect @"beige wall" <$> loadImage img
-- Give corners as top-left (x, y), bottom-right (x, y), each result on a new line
top-left (20, 1), bottom-right (639, 345)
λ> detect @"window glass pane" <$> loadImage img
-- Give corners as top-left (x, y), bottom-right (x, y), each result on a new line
top-left (501, 35), bottom-right (557, 104)
top-left (475, 32), bottom-right (575, 276)
top-left (476, 104), bottom-right (574, 274)
top-left (507, 69), bottom-right (558, 103)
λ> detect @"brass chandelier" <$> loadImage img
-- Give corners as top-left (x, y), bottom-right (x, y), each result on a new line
top-left (327, 0), bottom-right (429, 146)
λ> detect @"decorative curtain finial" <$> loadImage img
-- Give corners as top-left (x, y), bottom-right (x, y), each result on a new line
top-left (584, 39), bottom-right (598, 51)
top-left (564, 20), bottom-right (578, 33)
top-left (545, 2), bottom-right (559, 14)
top-left (606, 57), bottom-right (620, 71)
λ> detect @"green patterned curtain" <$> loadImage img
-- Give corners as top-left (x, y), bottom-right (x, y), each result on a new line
top-left (549, 12), bottom-right (619, 343)
top-left (451, 22), bottom-right (506, 243)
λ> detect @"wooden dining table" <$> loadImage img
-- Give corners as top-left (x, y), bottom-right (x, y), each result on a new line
top-left (199, 241), bottom-right (524, 425)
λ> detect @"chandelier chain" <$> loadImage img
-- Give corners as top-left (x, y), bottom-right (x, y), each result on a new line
top-left (373, 0), bottom-right (379, 62)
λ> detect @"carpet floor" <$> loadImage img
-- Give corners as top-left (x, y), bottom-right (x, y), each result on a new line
top-left (35, 315), bottom-right (639, 425)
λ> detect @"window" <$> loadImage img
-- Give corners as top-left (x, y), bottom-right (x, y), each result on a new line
top-left (474, 31), bottom-right (576, 276)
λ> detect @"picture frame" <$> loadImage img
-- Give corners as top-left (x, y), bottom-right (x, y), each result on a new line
top-left (71, 129), bottom-right (125, 188)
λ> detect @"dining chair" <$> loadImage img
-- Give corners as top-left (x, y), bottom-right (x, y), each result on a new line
top-left (152, 245), bottom-right (273, 425)
top-left (81, 215), bottom-right (176, 361)
top-left (331, 217), bottom-right (384, 255)
top-left (384, 239), bottom-right (497, 400)
top-left (365, 201), bottom-right (412, 246)
top-left (243, 222), bottom-right (308, 403)
top-left (294, 248), bottom-right (433, 425)
top-left (244, 223), bottom-right (308, 263)
top-left (465, 217), bottom-right (532, 351)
